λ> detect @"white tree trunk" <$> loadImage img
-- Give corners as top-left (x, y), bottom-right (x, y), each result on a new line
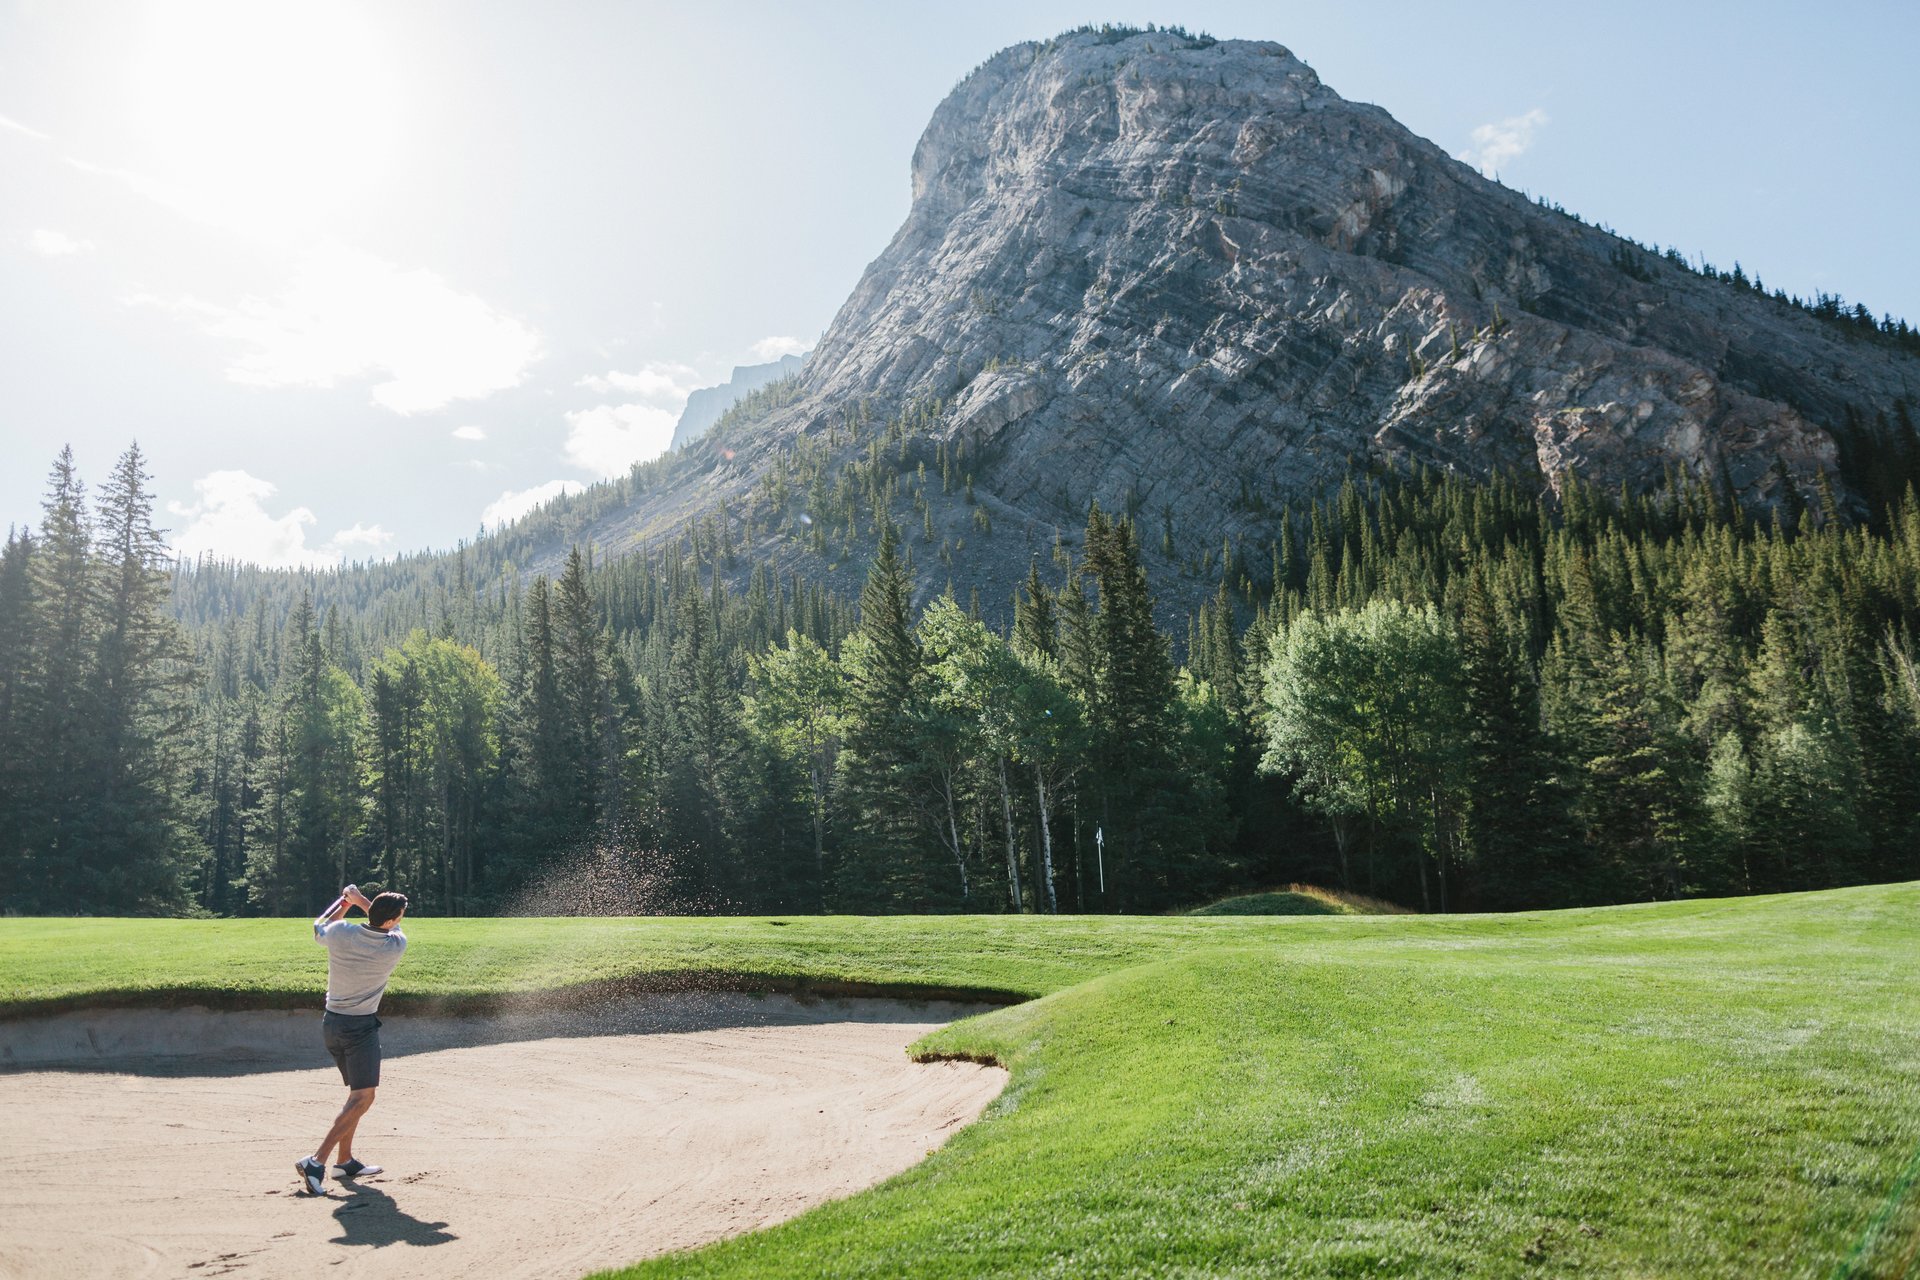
top-left (809, 757), bottom-right (827, 887)
top-left (997, 754), bottom-right (1022, 912)
top-left (944, 768), bottom-right (969, 901)
top-left (1035, 763), bottom-right (1058, 913)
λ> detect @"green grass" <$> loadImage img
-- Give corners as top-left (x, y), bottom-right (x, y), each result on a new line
top-left (5, 885), bottom-right (1919, 1277)
top-left (0, 913), bottom-right (1344, 1012)
top-left (1189, 883), bottom-right (1411, 916)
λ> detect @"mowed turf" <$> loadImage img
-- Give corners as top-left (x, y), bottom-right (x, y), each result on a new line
top-left (1188, 883), bottom-right (1411, 916)
top-left (4, 885), bottom-right (1918, 1277)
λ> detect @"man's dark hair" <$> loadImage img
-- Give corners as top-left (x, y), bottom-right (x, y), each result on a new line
top-left (368, 891), bottom-right (408, 929)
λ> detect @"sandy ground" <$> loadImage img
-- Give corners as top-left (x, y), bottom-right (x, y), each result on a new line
top-left (0, 996), bottom-right (1006, 1279)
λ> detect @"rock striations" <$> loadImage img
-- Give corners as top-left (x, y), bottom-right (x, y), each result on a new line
top-left (554, 30), bottom-right (1917, 603)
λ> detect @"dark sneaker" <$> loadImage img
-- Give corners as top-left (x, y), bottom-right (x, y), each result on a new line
top-left (295, 1156), bottom-right (325, 1195)
top-left (335, 1159), bottom-right (383, 1179)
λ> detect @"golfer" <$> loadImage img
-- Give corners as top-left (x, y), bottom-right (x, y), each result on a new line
top-left (295, 884), bottom-right (409, 1195)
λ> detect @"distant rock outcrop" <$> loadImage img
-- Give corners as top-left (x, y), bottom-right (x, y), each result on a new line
top-left (670, 353), bottom-right (808, 451)
top-left (528, 29), bottom-right (1918, 606)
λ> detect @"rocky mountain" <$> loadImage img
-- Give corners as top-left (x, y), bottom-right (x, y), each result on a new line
top-left (534, 27), bottom-right (1919, 609)
top-left (669, 352), bottom-right (809, 452)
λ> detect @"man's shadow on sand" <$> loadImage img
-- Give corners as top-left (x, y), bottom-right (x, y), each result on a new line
top-left (329, 1183), bottom-right (457, 1248)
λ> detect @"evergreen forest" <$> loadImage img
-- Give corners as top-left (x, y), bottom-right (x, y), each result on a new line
top-left (4, 439), bottom-right (1919, 918)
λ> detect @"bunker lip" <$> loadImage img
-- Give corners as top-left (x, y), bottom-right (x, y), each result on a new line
top-left (910, 1048), bottom-right (1009, 1068)
top-left (0, 970), bottom-right (1030, 1024)
top-left (0, 993), bottom-right (1011, 1072)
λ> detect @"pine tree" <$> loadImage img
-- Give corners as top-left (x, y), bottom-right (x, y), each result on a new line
top-left (1858, 638), bottom-right (1920, 882)
top-left (11, 439), bottom-right (1920, 920)
top-left (836, 522), bottom-right (936, 908)
top-left (84, 443), bottom-right (200, 909)
top-left (367, 658), bottom-right (421, 893)
top-left (249, 595), bottom-right (366, 912)
top-left (185, 619), bottom-right (247, 914)
top-left (661, 581), bottom-right (745, 904)
top-left (24, 449), bottom-right (97, 908)
top-left (1743, 611), bottom-right (1867, 889)
top-left (1459, 567), bottom-right (1569, 907)
top-left (503, 577), bottom-right (578, 884)
top-left (553, 547), bottom-right (607, 830)
top-left (1576, 636), bottom-right (1704, 900)
top-left (1013, 560), bottom-right (1057, 660)
top-left (0, 530), bottom-right (37, 903)
top-left (1081, 506), bottom-right (1186, 909)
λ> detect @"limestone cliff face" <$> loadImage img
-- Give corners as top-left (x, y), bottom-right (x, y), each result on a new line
top-left (561, 30), bottom-right (1916, 602)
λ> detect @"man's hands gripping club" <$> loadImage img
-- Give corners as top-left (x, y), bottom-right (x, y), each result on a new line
top-left (314, 884), bottom-right (373, 930)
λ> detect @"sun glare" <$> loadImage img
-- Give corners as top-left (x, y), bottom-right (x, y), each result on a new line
top-left (126, 1), bottom-right (401, 242)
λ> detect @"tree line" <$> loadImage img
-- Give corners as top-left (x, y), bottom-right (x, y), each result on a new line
top-left (3, 443), bottom-right (1917, 916)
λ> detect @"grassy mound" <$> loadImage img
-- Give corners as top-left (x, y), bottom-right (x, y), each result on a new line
top-left (1189, 883), bottom-right (1410, 916)
top-left (6, 886), bottom-right (1919, 1277)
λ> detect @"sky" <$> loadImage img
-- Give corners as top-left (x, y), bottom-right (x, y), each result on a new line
top-left (3, 0), bottom-right (1916, 568)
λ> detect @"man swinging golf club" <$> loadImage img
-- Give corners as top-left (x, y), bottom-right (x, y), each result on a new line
top-left (295, 883), bottom-right (409, 1195)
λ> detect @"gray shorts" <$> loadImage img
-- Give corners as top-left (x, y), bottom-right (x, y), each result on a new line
top-left (321, 1011), bottom-right (383, 1089)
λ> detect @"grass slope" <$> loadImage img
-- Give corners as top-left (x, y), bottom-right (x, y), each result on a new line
top-left (0, 914), bottom-right (1343, 1013)
top-left (1189, 883), bottom-right (1410, 916)
top-left (5, 886), bottom-right (1919, 1277)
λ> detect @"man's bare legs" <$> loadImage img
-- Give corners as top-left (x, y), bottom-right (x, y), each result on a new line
top-left (315, 1087), bottom-right (376, 1166)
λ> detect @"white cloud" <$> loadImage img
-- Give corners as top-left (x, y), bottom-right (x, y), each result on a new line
top-left (28, 229), bottom-right (92, 256)
top-left (0, 114), bottom-right (50, 142)
top-left (327, 522), bottom-right (393, 554)
top-left (749, 335), bottom-right (808, 362)
top-left (1457, 108), bottom-right (1549, 177)
top-left (481, 479), bottom-right (584, 529)
top-left (577, 361), bottom-right (701, 409)
top-left (563, 402), bottom-right (678, 478)
top-left (167, 469), bottom-right (381, 568)
top-left (450, 424), bottom-right (488, 441)
top-left (161, 241), bottom-right (542, 414)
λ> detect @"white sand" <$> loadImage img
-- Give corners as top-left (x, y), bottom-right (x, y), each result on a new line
top-left (0, 996), bottom-right (1006, 1279)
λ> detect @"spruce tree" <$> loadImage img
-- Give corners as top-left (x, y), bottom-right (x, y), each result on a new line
top-left (1082, 506), bottom-right (1185, 909)
top-left (553, 547), bottom-right (607, 829)
top-left (248, 595), bottom-right (365, 912)
top-left (1744, 612), bottom-right (1867, 889)
top-left (1459, 567), bottom-right (1568, 907)
top-left (86, 443), bottom-right (199, 909)
top-left (504, 577), bottom-right (577, 883)
top-left (662, 581), bottom-right (744, 904)
top-left (1013, 560), bottom-right (1057, 660)
top-left (23, 449), bottom-right (98, 908)
top-left (1576, 636), bottom-right (1704, 900)
top-left (836, 522), bottom-right (932, 908)
top-left (0, 531), bottom-right (37, 903)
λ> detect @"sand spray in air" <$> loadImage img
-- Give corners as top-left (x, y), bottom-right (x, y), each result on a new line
top-left (419, 822), bottom-right (743, 1030)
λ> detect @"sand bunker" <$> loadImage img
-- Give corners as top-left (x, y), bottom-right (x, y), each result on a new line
top-left (0, 995), bottom-right (1006, 1279)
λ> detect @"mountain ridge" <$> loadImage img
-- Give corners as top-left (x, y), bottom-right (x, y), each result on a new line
top-left (436, 29), bottom-right (1920, 607)
top-left (669, 352), bottom-right (809, 452)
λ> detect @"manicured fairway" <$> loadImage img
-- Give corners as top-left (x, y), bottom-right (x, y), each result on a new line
top-left (0, 912), bottom-right (1361, 1012)
top-left (1188, 884), bottom-right (1410, 916)
top-left (4, 884), bottom-right (1918, 1277)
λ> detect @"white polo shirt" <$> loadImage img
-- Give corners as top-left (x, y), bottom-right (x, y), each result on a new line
top-left (314, 920), bottom-right (408, 1015)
